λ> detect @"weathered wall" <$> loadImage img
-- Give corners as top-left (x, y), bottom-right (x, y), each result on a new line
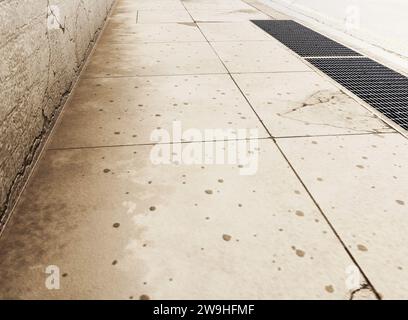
top-left (0, 0), bottom-right (115, 229)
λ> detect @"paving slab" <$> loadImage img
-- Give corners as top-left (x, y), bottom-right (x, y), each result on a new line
top-left (232, 72), bottom-right (393, 137)
top-left (198, 22), bottom-right (273, 41)
top-left (189, 9), bottom-right (270, 22)
top-left (137, 10), bottom-right (193, 24)
top-left (211, 41), bottom-right (311, 73)
top-left (183, 0), bottom-right (255, 11)
top-left (277, 133), bottom-right (408, 299)
top-left (1, 0), bottom-right (407, 300)
top-left (242, 0), bottom-right (289, 19)
top-left (83, 42), bottom-right (227, 77)
top-left (100, 23), bottom-right (206, 43)
top-left (113, 0), bottom-right (186, 12)
top-left (48, 75), bottom-right (269, 148)
top-left (0, 140), bottom-right (359, 299)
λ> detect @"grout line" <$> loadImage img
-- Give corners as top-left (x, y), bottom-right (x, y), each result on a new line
top-left (81, 72), bottom-right (229, 79)
top-left (231, 70), bottom-right (313, 74)
top-left (273, 138), bottom-right (382, 300)
top-left (98, 40), bottom-right (277, 44)
top-left (81, 70), bottom-right (313, 80)
top-left (184, 1), bottom-right (382, 300)
top-left (47, 131), bottom-right (397, 153)
top-left (47, 137), bottom-right (272, 152)
top-left (274, 130), bottom-right (397, 140)
top-left (111, 21), bottom-right (195, 24)
top-left (70, 40), bottom-right (209, 43)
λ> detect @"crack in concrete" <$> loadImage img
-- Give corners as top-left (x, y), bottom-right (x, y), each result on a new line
top-left (349, 283), bottom-right (379, 300)
top-left (280, 90), bottom-right (338, 116)
top-left (47, 1), bottom-right (66, 33)
top-left (277, 90), bottom-right (387, 133)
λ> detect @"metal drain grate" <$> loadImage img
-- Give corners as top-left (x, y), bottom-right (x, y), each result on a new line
top-left (250, 19), bottom-right (408, 130)
top-left (307, 57), bottom-right (408, 129)
top-left (251, 20), bottom-right (361, 57)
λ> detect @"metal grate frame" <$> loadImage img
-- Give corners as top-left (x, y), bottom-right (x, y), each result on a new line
top-left (307, 58), bottom-right (408, 129)
top-left (251, 20), bottom-right (362, 57)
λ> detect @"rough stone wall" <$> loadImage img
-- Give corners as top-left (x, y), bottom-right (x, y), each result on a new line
top-left (0, 0), bottom-right (116, 229)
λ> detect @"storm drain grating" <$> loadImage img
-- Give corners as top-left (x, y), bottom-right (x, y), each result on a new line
top-left (307, 58), bottom-right (408, 129)
top-left (251, 20), bottom-right (362, 57)
top-left (250, 19), bottom-right (408, 130)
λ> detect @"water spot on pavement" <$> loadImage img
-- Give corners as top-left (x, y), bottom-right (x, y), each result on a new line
top-left (223, 234), bottom-right (232, 241)
top-left (357, 244), bottom-right (368, 252)
top-left (296, 249), bottom-right (305, 257)
top-left (295, 210), bottom-right (304, 217)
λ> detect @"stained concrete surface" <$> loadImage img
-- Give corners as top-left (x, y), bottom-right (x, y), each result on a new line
top-left (211, 40), bottom-right (311, 73)
top-left (48, 75), bottom-right (269, 148)
top-left (233, 72), bottom-right (393, 137)
top-left (83, 41), bottom-right (226, 77)
top-left (0, 141), bottom-right (359, 299)
top-left (278, 133), bottom-right (408, 299)
top-left (0, 0), bottom-right (407, 300)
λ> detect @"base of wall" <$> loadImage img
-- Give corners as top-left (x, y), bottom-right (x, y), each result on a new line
top-left (0, 1), bottom-right (116, 236)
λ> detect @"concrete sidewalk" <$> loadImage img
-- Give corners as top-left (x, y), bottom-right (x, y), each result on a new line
top-left (0, 0), bottom-right (407, 299)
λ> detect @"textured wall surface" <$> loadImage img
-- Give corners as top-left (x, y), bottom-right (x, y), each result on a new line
top-left (0, 0), bottom-right (115, 228)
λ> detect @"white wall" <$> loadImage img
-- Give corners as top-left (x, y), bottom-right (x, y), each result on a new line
top-left (264, 0), bottom-right (408, 59)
